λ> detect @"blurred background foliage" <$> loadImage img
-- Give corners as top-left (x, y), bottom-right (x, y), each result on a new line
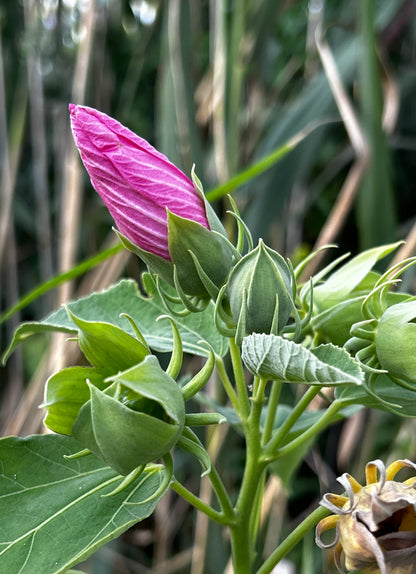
top-left (0, 1), bottom-right (416, 572)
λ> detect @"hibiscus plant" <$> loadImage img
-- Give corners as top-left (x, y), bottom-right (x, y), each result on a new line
top-left (1, 105), bottom-right (416, 574)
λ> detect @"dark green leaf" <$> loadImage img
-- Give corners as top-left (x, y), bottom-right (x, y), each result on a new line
top-left (0, 435), bottom-right (167, 574)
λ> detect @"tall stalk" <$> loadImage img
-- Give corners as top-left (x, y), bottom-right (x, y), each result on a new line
top-left (357, 0), bottom-right (396, 249)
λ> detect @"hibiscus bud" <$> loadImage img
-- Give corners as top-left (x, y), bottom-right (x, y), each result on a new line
top-left (72, 355), bottom-right (185, 475)
top-left (316, 459), bottom-right (416, 574)
top-left (224, 240), bottom-right (296, 343)
top-left (376, 299), bottom-right (416, 383)
top-left (69, 104), bottom-right (233, 298)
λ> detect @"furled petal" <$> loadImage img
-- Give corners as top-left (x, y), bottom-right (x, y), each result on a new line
top-left (316, 460), bottom-right (416, 574)
top-left (69, 104), bottom-right (209, 260)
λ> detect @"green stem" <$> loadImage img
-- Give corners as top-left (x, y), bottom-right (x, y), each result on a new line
top-left (256, 506), bottom-right (330, 574)
top-left (215, 353), bottom-right (240, 413)
top-left (209, 464), bottom-right (236, 522)
top-left (229, 375), bottom-right (268, 573)
top-left (357, 0), bottom-right (395, 248)
top-left (229, 337), bottom-right (251, 420)
top-left (171, 479), bottom-right (231, 526)
top-left (275, 399), bottom-right (344, 458)
top-left (263, 386), bottom-right (322, 457)
top-left (248, 377), bottom-right (269, 544)
top-left (261, 381), bottom-right (282, 446)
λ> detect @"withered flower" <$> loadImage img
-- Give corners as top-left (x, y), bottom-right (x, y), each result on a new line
top-left (316, 459), bottom-right (416, 574)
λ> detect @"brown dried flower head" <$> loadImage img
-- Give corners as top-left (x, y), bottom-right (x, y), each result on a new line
top-left (315, 459), bottom-right (416, 574)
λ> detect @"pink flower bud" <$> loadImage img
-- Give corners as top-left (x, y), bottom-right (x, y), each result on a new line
top-left (69, 104), bottom-right (209, 261)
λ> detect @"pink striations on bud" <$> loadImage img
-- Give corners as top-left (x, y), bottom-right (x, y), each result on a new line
top-left (69, 104), bottom-right (209, 261)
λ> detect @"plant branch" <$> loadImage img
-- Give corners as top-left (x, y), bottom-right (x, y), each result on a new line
top-left (256, 506), bottom-right (330, 574)
top-left (215, 353), bottom-right (240, 413)
top-left (263, 386), bottom-right (322, 457)
top-left (261, 381), bottom-right (282, 446)
top-left (229, 337), bottom-right (251, 421)
top-left (171, 479), bottom-right (231, 526)
top-left (274, 399), bottom-right (344, 459)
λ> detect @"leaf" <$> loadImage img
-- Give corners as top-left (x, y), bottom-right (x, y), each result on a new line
top-left (0, 434), bottom-right (167, 574)
top-left (242, 334), bottom-right (363, 386)
top-left (3, 278), bottom-right (229, 363)
top-left (0, 243), bottom-right (124, 326)
top-left (313, 242), bottom-right (401, 308)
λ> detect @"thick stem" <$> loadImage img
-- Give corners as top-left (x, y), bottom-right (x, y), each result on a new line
top-left (230, 452), bottom-right (267, 573)
top-left (229, 376), bottom-right (268, 572)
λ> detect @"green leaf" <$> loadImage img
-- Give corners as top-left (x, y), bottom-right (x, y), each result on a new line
top-left (0, 435), bottom-right (167, 574)
top-left (0, 243), bottom-right (124, 326)
top-left (3, 278), bottom-right (229, 363)
top-left (205, 120), bottom-right (325, 202)
top-left (43, 366), bottom-right (105, 435)
top-left (242, 334), bottom-right (363, 386)
top-left (313, 242), bottom-right (401, 309)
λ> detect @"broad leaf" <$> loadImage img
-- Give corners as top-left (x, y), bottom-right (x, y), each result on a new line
top-left (242, 334), bottom-right (363, 386)
top-left (0, 435), bottom-right (167, 574)
top-left (3, 278), bottom-right (229, 363)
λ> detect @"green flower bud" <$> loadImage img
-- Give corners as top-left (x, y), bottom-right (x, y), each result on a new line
top-left (376, 300), bottom-right (416, 383)
top-left (72, 355), bottom-right (185, 475)
top-left (305, 242), bottom-right (404, 346)
top-left (167, 208), bottom-right (234, 297)
top-left (67, 310), bottom-right (150, 376)
top-left (226, 240), bottom-right (296, 343)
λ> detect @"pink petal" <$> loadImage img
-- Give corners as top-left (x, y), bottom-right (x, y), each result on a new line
top-left (69, 104), bottom-right (209, 260)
